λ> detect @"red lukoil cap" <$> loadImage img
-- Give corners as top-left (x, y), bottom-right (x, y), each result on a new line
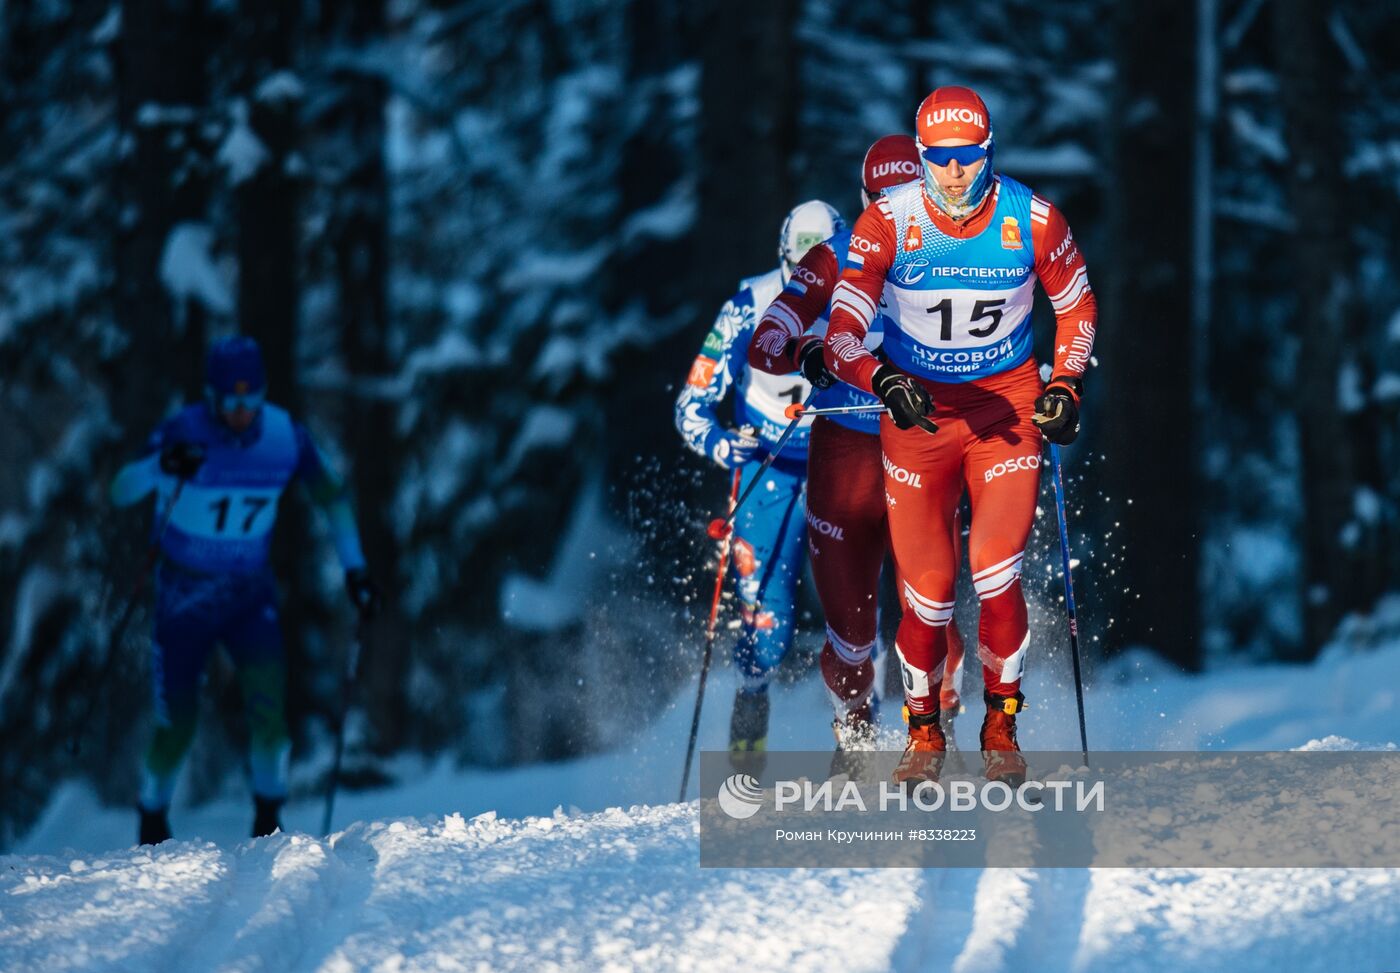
top-left (862, 134), bottom-right (922, 194)
top-left (916, 86), bottom-right (991, 145)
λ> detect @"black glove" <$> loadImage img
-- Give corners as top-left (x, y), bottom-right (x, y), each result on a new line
top-left (1032, 376), bottom-right (1082, 445)
top-left (797, 337), bottom-right (835, 390)
top-left (872, 365), bottom-right (938, 435)
top-left (159, 442), bottom-right (205, 479)
top-left (345, 568), bottom-right (382, 620)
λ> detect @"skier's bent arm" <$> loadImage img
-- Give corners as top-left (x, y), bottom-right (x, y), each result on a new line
top-left (823, 204), bottom-right (897, 395)
top-left (674, 290), bottom-right (753, 463)
top-left (1032, 197), bottom-right (1098, 394)
top-left (110, 454), bottom-right (162, 508)
top-left (748, 241), bottom-right (841, 376)
top-left (294, 423), bottom-right (368, 572)
top-left (109, 423), bottom-right (170, 507)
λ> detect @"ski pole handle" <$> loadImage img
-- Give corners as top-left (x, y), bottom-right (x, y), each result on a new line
top-left (782, 402), bottom-right (888, 420)
top-left (706, 388), bottom-right (820, 540)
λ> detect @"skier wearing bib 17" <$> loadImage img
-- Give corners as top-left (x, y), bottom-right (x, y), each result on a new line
top-left (823, 87), bottom-right (1098, 788)
top-left (675, 200), bottom-right (843, 765)
top-left (111, 336), bottom-right (380, 844)
top-left (748, 135), bottom-right (968, 756)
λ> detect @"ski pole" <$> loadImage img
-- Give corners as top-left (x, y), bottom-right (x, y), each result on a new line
top-left (782, 402), bottom-right (887, 419)
top-left (706, 388), bottom-right (821, 541)
top-left (679, 467), bottom-right (742, 802)
top-left (322, 616), bottom-right (367, 834)
top-left (1047, 443), bottom-right (1090, 767)
top-left (69, 476), bottom-right (189, 756)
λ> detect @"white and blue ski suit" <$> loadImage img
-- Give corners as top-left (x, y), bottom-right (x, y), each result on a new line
top-left (675, 268), bottom-right (813, 694)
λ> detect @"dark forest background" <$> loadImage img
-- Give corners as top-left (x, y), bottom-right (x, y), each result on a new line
top-left (3, 0), bottom-right (1400, 846)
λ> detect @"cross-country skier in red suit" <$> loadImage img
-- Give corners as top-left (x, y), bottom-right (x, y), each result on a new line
top-left (747, 135), bottom-right (968, 755)
top-left (822, 86), bottom-right (1097, 787)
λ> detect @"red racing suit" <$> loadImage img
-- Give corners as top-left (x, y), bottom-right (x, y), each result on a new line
top-left (822, 175), bottom-right (1097, 717)
top-left (750, 235), bottom-right (967, 717)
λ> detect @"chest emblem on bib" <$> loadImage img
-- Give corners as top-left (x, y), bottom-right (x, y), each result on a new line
top-left (904, 224), bottom-right (923, 251)
top-left (1001, 216), bottom-right (1023, 251)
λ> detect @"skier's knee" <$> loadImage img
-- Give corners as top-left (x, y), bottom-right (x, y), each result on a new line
top-left (902, 575), bottom-right (955, 628)
top-left (240, 662), bottom-right (287, 751)
top-left (739, 602), bottom-right (784, 636)
top-left (145, 714), bottom-right (197, 777)
top-left (824, 625), bottom-right (874, 666)
top-left (972, 549), bottom-right (1025, 603)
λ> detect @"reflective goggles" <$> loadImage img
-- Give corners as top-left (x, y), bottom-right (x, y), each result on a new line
top-left (217, 389), bottom-right (265, 413)
top-left (920, 142), bottom-right (989, 167)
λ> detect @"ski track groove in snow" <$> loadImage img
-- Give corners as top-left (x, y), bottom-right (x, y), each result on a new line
top-left (163, 829), bottom-right (379, 973)
top-left (303, 805), bottom-right (920, 973)
top-left (5, 808), bottom-right (1400, 972)
top-left (0, 805), bottom-right (929, 973)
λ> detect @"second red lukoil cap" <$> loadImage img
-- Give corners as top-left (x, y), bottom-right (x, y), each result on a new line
top-left (862, 134), bottom-right (922, 194)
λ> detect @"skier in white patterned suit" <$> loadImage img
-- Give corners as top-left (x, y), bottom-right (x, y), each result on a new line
top-left (675, 200), bottom-right (843, 763)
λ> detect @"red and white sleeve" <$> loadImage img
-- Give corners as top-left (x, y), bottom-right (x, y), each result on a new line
top-left (1031, 194), bottom-right (1097, 392)
top-left (822, 200), bottom-right (897, 394)
top-left (748, 241), bottom-right (841, 375)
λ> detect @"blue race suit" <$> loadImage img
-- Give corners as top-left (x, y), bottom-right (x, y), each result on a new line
top-left (675, 268), bottom-right (813, 693)
top-left (111, 402), bottom-right (366, 811)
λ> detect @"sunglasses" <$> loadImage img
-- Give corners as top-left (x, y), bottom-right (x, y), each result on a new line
top-left (920, 142), bottom-right (989, 167)
top-left (218, 389), bottom-right (265, 413)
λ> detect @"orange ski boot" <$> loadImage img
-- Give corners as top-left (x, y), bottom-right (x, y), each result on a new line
top-left (893, 707), bottom-right (946, 788)
top-left (980, 690), bottom-right (1028, 787)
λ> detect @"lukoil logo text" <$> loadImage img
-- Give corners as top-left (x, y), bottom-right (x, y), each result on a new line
top-left (883, 454), bottom-right (923, 488)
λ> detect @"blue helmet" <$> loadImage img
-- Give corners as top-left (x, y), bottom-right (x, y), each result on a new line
top-left (206, 336), bottom-right (266, 399)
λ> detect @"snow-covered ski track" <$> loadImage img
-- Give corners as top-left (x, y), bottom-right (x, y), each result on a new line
top-left (2, 804), bottom-right (924, 973)
top-left (6, 802), bottom-right (1400, 972)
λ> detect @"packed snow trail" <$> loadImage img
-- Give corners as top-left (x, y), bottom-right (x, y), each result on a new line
top-left (2, 807), bottom-right (923, 973)
top-left (5, 803), bottom-right (1400, 972)
top-left (8, 602), bottom-right (1400, 971)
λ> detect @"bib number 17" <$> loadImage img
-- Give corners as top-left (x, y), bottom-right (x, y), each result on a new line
top-left (209, 495), bottom-right (271, 534)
